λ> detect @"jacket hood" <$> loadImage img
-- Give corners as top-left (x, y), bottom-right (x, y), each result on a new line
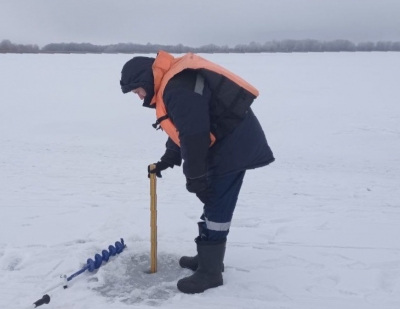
top-left (120, 56), bottom-right (155, 108)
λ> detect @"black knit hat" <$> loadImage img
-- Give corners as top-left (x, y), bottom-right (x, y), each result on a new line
top-left (120, 56), bottom-right (155, 108)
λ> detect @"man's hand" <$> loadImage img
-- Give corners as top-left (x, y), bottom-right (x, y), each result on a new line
top-left (148, 161), bottom-right (172, 178)
top-left (186, 176), bottom-right (207, 193)
top-left (187, 176), bottom-right (209, 204)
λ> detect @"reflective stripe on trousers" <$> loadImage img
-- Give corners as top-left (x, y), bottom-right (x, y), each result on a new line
top-left (205, 218), bottom-right (231, 231)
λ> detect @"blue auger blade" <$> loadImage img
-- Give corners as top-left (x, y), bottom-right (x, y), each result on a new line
top-left (94, 254), bottom-right (103, 269)
top-left (109, 244), bottom-right (117, 256)
top-left (87, 258), bottom-right (96, 272)
top-left (115, 241), bottom-right (124, 254)
top-left (102, 249), bottom-right (110, 262)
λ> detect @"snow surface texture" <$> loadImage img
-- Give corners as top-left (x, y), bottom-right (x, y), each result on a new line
top-left (1, 52), bottom-right (400, 309)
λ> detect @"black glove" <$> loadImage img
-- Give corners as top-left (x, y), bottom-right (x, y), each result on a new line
top-left (186, 176), bottom-right (208, 193)
top-left (187, 176), bottom-right (209, 204)
top-left (148, 161), bottom-right (172, 178)
top-left (196, 189), bottom-right (210, 204)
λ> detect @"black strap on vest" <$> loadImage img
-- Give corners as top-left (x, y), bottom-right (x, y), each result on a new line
top-left (152, 114), bottom-right (169, 130)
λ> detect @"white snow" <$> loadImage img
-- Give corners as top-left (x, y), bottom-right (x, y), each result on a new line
top-left (1, 52), bottom-right (400, 309)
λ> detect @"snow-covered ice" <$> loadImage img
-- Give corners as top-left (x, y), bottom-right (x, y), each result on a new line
top-left (1, 52), bottom-right (400, 309)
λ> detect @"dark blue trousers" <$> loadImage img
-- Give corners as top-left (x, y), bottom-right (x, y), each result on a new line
top-left (196, 171), bottom-right (246, 241)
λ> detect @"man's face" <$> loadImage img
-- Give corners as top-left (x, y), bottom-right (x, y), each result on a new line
top-left (132, 87), bottom-right (147, 100)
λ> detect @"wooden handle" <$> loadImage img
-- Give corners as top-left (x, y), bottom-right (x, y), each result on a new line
top-left (149, 164), bottom-right (157, 273)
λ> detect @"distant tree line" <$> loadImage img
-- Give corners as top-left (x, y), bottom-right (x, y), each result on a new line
top-left (0, 40), bottom-right (40, 53)
top-left (1, 39), bottom-right (400, 54)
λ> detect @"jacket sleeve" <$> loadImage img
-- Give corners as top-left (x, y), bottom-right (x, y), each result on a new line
top-left (164, 87), bottom-right (211, 182)
top-left (160, 137), bottom-right (182, 167)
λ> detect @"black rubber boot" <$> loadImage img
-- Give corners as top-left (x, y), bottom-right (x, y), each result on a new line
top-left (177, 238), bottom-right (226, 294)
top-left (179, 222), bottom-right (225, 272)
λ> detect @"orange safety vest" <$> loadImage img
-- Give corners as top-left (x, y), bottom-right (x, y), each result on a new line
top-left (149, 51), bottom-right (259, 147)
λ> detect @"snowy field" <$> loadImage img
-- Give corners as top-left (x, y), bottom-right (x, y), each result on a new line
top-left (1, 52), bottom-right (400, 309)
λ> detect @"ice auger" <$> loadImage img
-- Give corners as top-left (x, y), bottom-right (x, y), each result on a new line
top-left (29, 238), bottom-right (126, 308)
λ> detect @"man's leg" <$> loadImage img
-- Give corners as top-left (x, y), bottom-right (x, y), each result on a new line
top-left (177, 171), bottom-right (246, 294)
top-left (200, 170), bottom-right (246, 240)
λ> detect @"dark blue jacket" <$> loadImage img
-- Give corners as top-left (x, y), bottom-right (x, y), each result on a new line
top-left (160, 69), bottom-right (274, 180)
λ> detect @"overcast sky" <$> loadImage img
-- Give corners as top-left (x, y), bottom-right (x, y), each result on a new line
top-left (1, 0), bottom-right (399, 47)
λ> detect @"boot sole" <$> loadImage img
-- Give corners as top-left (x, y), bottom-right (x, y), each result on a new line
top-left (177, 280), bottom-right (223, 294)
